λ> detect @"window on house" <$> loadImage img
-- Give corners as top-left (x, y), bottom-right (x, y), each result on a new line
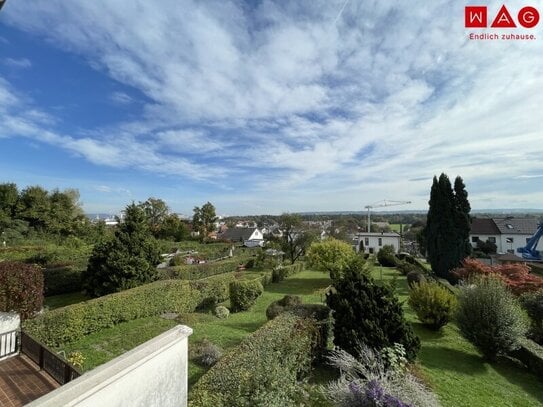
top-left (471, 236), bottom-right (479, 243)
top-left (506, 237), bottom-right (514, 243)
top-left (365, 237), bottom-right (369, 246)
top-left (488, 237), bottom-right (496, 243)
top-left (378, 238), bottom-right (382, 246)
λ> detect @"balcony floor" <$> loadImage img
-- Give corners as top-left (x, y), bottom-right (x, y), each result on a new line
top-left (0, 354), bottom-right (59, 407)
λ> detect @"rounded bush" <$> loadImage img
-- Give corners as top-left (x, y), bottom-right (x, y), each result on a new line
top-left (407, 271), bottom-right (427, 289)
top-left (214, 305), bottom-right (230, 319)
top-left (456, 276), bottom-right (529, 361)
top-left (377, 245), bottom-right (399, 267)
top-left (397, 261), bottom-right (418, 276)
top-left (229, 280), bottom-right (264, 312)
top-left (266, 303), bottom-right (284, 320)
top-left (408, 282), bottom-right (457, 330)
top-left (266, 295), bottom-right (303, 320)
top-left (192, 339), bottom-right (222, 367)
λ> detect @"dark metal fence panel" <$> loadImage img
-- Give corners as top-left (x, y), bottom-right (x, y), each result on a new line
top-left (20, 331), bottom-right (82, 385)
top-left (0, 330), bottom-right (18, 358)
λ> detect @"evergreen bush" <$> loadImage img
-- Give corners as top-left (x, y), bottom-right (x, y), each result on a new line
top-left (408, 282), bottom-right (457, 330)
top-left (326, 261), bottom-right (420, 361)
top-left (377, 245), bottom-right (398, 267)
top-left (456, 276), bottom-right (529, 361)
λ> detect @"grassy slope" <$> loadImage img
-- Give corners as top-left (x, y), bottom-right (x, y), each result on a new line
top-left (53, 269), bottom-right (331, 385)
top-left (187, 269), bottom-right (331, 386)
top-left (44, 292), bottom-right (90, 310)
top-left (372, 266), bottom-right (543, 407)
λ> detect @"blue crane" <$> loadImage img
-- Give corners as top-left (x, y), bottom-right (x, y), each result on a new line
top-left (517, 222), bottom-right (543, 261)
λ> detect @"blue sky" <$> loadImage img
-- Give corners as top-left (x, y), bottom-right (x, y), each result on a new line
top-left (0, 1), bottom-right (542, 215)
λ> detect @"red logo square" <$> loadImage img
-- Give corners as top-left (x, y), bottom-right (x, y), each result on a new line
top-left (465, 6), bottom-right (487, 28)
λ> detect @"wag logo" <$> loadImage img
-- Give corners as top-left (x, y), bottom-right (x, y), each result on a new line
top-left (465, 5), bottom-right (540, 40)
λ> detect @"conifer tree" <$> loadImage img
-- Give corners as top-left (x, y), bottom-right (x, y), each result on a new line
top-left (83, 203), bottom-right (161, 297)
top-left (425, 173), bottom-right (471, 282)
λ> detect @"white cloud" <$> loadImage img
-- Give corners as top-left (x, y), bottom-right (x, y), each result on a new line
top-left (1, 1), bottom-right (543, 212)
top-left (3, 57), bottom-right (31, 69)
top-left (109, 91), bottom-right (133, 105)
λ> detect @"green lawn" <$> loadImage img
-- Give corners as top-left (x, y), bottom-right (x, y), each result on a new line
top-left (44, 292), bottom-right (90, 310)
top-left (58, 317), bottom-right (179, 371)
top-left (389, 223), bottom-right (408, 232)
top-left (371, 266), bottom-right (543, 407)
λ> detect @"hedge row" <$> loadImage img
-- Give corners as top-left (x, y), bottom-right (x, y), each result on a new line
top-left (272, 262), bottom-right (305, 283)
top-left (24, 272), bottom-right (237, 346)
top-left (158, 256), bottom-right (252, 280)
top-left (189, 312), bottom-right (322, 407)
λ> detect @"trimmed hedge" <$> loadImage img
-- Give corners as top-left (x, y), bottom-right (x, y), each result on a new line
top-left (229, 280), bottom-right (264, 312)
top-left (158, 256), bottom-right (251, 280)
top-left (508, 338), bottom-right (543, 378)
top-left (0, 261), bottom-right (44, 320)
top-left (24, 272), bottom-right (237, 347)
top-left (272, 262), bottom-right (305, 283)
top-left (189, 312), bottom-right (322, 407)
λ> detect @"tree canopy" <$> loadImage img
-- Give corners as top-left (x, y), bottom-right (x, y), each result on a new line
top-left (306, 238), bottom-right (357, 279)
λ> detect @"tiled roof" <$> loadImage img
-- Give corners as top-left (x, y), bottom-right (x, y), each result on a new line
top-left (219, 228), bottom-right (257, 241)
top-left (470, 218), bottom-right (500, 235)
top-left (493, 218), bottom-right (539, 235)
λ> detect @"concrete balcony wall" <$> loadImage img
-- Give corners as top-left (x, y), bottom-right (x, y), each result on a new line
top-left (27, 325), bottom-right (192, 407)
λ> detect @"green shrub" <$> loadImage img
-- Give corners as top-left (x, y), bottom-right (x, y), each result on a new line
top-left (190, 313), bottom-right (321, 407)
top-left (44, 266), bottom-right (82, 296)
top-left (272, 266), bottom-right (287, 283)
top-left (158, 257), bottom-right (251, 280)
top-left (266, 295), bottom-right (302, 320)
top-left (397, 261), bottom-right (418, 275)
top-left (456, 276), bottom-right (529, 361)
top-left (326, 261), bottom-right (420, 361)
top-left (408, 282), bottom-right (457, 330)
top-left (191, 339), bottom-right (223, 367)
top-left (272, 263), bottom-right (305, 283)
top-left (229, 280), bottom-right (264, 312)
top-left (407, 271), bottom-right (427, 289)
top-left (520, 290), bottom-right (543, 344)
top-left (377, 245), bottom-right (398, 267)
top-left (0, 261), bottom-right (44, 320)
top-left (214, 305), bottom-right (230, 319)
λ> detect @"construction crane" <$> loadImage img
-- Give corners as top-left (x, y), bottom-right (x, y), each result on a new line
top-left (517, 222), bottom-right (543, 261)
top-left (364, 200), bottom-right (412, 233)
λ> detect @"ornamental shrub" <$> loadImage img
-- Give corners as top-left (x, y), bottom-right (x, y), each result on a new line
top-left (192, 339), bottom-right (223, 367)
top-left (0, 261), bottom-right (44, 320)
top-left (396, 261), bottom-right (418, 276)
top-left (456, 276), bottom-right (529, 361)
top-left (520, 290), bottom-right (543, 344)
top-left (377, 245), bottom-right (399, 267)
top-left (408, 282), bottom-right (457, 330)
top-left (326, 261), bottom-right (420, 361)
top-left (229, 279), bottom-right (264, 312)
top-left (406, 271), bottom-right (427, 289)
top-left (214, 305), bottom-right (230, 319)
top-left (324, 344), bottom-right (439, 407)
top-left (266, 295), bottom-right (302, 320)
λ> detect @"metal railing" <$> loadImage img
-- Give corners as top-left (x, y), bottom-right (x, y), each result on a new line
top-left (20, 331), bottom-right (81, 385)
top-left (0, 329), bottom-right (18, 358)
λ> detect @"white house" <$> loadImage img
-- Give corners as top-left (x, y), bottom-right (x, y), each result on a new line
top-left (219, 227), bottom-right (264, 247)
top-left (470, 217), bottom-right (543, 256)
top-left (354, 232), bottom-right (401, 254)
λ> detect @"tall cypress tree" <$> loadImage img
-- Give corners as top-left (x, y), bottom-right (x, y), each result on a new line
top-left (453, 176), bottom-right (472, 262)
top-left (425, 173), bottom-right (470, 282)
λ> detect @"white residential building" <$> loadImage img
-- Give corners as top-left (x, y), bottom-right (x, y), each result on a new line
top-left (354, 232), bottom-right (401, 254)
top-left (470, 217), bottom-right (543, 256)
